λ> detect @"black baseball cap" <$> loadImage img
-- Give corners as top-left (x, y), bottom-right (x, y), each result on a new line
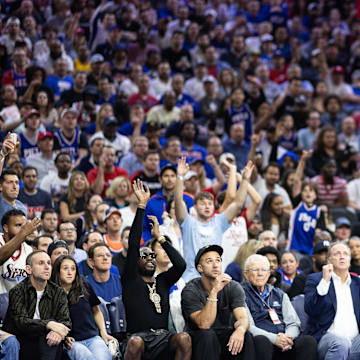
top-left (47, 240), bottom-right (69, 257)
top-left (195, 245), bottom-right (223, 268)
top-left (160, 164), bottom-right (177, 177)
top-left (313, 240), bottom-right (330, 254)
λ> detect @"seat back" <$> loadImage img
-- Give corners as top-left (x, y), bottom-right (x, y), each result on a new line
top-left (291, 294), bottom-right (309, 332)
top-left (98, 297), bottom-right (111, 334)
top-left (107, 296), bottom-right (127, 334)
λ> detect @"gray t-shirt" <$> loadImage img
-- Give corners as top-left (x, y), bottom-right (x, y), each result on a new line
top-left (181, 277), bottom-right (246, 331)
top-left (181, 213), bottom-right (231, 283)
top-left (0, 196), bottom-right (27, 232)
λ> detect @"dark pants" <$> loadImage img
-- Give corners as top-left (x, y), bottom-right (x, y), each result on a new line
top-left (189, 329), bottom-right (256, 360)
top-left (254, 334), bottom-right (318, 360)
top-left (19, 334), bottom-right (63, 360)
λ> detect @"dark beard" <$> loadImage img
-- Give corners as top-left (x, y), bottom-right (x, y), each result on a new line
top-left (138, 263), bottom-right (156, 277)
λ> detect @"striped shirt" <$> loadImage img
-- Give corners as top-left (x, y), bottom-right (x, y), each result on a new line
top-left (310, 175), bottom-right (348, 205)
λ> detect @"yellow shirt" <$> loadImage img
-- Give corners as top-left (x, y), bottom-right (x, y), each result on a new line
top-left (74, 58), bottom-right (91, 72)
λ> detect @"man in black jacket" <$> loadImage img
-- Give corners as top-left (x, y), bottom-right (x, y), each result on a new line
top-left (3, 250), bottom-right (71, 360)
top-left (122, 180), bottom-right (191, 360)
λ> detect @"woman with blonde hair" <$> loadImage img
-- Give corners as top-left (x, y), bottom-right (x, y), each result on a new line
top-left (105, 176), bottom-right (130, 209)
top-left (85, 103), bottom-right (114, 137)
top-left (59, 171), bottom-right (89, 222)
top-left (225, 239), bottom-right (264, 283)
top-left (217, 68), bottom-right (236, 100)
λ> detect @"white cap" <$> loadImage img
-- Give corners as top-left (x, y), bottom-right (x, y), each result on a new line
top-left (184, 170), bottom-right (198, 181)
top-left (219, 152), bottom-right (236, 165)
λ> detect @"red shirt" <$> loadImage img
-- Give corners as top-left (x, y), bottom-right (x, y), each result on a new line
top-left (269, 65), bottom-right (288, 84)
top-left (128, 93), bottom-right (158, 113)
top-left (87, 166), bottom-right (129, 198)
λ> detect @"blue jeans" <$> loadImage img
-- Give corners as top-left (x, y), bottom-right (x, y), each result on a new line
top-left (67, 335), bottom-right (112, 360)
top-left (318, 333), bottom-right (360, 360)
top-left (0, 335), bottom-right (20, 360)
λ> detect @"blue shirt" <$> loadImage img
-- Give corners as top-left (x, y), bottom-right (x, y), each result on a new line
top-left (288, 202), bottom-right (321, 255)
top-left (181, 144), bottom-right (208, 164)
top-left (44, 75), bottom-right (73, 97)
top-left (222, 138), bottom-right (250, 170)
top-left (86, 273), bottom-right (122, 302)
top-left (228, 104), bottom-right (253, 142)
top-left (143, 189), bottom-right (194, 241)
top-left (0, 196), bottom-right (27, 232)
top-left (181, 213), bottom-right (231, 282)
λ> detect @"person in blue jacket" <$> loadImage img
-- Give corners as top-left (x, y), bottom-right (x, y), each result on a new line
top-left (304, 242), bottom-right (360, 360)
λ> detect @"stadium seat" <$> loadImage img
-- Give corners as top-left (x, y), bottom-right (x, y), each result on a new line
top-left (291, 294), bottom-right (309, 332)
top-left (107, 296), bottom-right (127, 334)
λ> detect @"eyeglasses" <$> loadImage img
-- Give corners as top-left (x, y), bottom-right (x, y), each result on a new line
top-left (139, 252), bottom-right (156, 260)
top-left (247, 268), bottom-right (270, 273)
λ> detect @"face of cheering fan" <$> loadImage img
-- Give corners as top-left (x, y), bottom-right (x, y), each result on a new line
top-left (138, 247), bottom-right (157, 277)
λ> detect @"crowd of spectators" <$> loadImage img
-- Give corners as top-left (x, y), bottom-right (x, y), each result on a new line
top-left (1, 0), bottom-right (360, 359)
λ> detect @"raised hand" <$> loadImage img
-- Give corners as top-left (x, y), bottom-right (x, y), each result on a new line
top-left (148, 215), bottom-right (161, 239)
top-left (300, 149), bottom-right (313, 161)
top-left (242, 161), bottom-right (254, 181)
top-left (322, 264), bottom-right (333, 282)
top-left (206, 154), bottom-right (217, 168)
top-left (212, 273), bottom-right (232, 294)
top-left (250, 134), bottom-right (260, 147)
top-left (222, 158), bottom-right (237, 171)
top-left (1, 133), bottom-right (15, 157)
top-left (132, 179), bottom-right (151, 207)
top-left (21, 217), bottom-right (42, 238)
top-left (177, 156), bottom-right (189, 177)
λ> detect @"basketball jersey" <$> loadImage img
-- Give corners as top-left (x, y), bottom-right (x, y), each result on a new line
top-left (12, 69), bottom-right (27, 93)
top-left (0, 234), bottom-right (33, 294)
top-left (19, 132), bottom-right (40, 159)
top-left (54, 128), bottom-right (81, 161)
top-left (288, 202), bottom-right (321, 254)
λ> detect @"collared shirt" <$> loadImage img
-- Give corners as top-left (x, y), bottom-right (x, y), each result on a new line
top-left (317, 272), bottom-right (359, 340)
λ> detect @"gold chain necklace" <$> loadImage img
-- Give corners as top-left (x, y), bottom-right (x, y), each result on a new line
top-left (147, 278), bottom-right (162, 314)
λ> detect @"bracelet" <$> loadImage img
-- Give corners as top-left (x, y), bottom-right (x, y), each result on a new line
top-left (157, 235), bottom-right (166, 243)
top-left (138, 204), bottom-right (146, 209)
top-left (177, 175), bottom-right (184, 180)
top-left (206, 297), bottom-right (218, 302)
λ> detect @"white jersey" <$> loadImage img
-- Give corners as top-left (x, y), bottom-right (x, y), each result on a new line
top-left (0, 234), bottom-right (33, 294)
top-left (221, 216), bottom-right (248, 270)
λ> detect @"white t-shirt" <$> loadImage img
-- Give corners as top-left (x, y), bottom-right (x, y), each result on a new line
top-left (221, 216), bottom-right (248, 270)
top-left (253, 177), bottom-right (291, 208)
top-left (33, 290), bottom-right (45, 320)
top-left (40, 172), bottom-right (70, 201)
top-left (347, 179), bottom-right (360, 208)
top-left (119, 206), bottom-right (136, 232)
top-left (0, 234), bottom-right (33, 294)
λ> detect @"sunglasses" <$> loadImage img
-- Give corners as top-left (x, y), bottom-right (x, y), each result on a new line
top-left (139, 252), bottom-right (156, 260)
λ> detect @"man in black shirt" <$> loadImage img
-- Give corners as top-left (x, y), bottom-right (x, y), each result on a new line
top-left (60, 71), bottom-right (87, 106)
top-left (130, 150), bottom-right (161, 196)
top-left (181, 245), bottom-right (255, 360)
top-left (122, 180), bottom-right (191, 360)
top-left (18, 166), bottom-right (53, 219)
top-left (112, 226), bottom-right (130, 274)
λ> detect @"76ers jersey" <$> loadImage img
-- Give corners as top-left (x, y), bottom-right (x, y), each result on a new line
top-left (19, 132), bottom-right (39, 159)
top-left (288, 202), bottom-right (321, 255)
top-left (54, 128), bottom-right (81, 161)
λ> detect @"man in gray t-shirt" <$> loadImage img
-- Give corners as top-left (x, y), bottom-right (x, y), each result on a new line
top-left (0, 170), bottom-right (27, 232)
top-left (181, 245), bottom-right (255, 360)
top-left (175, 157), bottom-right (254, 282)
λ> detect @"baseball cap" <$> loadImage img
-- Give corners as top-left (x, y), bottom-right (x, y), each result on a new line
top-left (332, 65), bottom-right (344, 74)
top-left (75, 27), bottom-right (85, 35)
top-left (261, 34), bottom-right (273, 43)
top-left (195, 245), bottom-right (223, 269)
top-left (204, 9), bottom-right (217, 17)
top-left (190, 158), bottom-right (205, 165)
top-left (160, 164), bottom-right (177, 177)
top-left (108, 24), bottom-right (119, 31)
top-left (203, 75), bottom-right (216, 83)
top-left (38, 131), bottom-right (53, 142)
top-left (90, 54), bottom-right (104, 63)
top-left (313, 240), bottom-right (331, 254)
top-left (24, 109), bottom-right (40, 120)
top-left (184, 170), bottom-right (198, 181)
top-left (294, 94), bottom-right (307, 105)
top-left (61, 108), bottom-right (78, 118)
top-left (219, 152), bottom-right (236, 165)
top-left (103, 207), bottom-right (122, 223)
top-left (103, 116), bottom-right (118, 126)
top-left (273, 50), bottom-right (284, 57)
top-left (47, 240), bottom-right (69, 257)
top-left (335, 217), bottom-right (351, 228)
top-left (311, 48), bottom-right (321, 57)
